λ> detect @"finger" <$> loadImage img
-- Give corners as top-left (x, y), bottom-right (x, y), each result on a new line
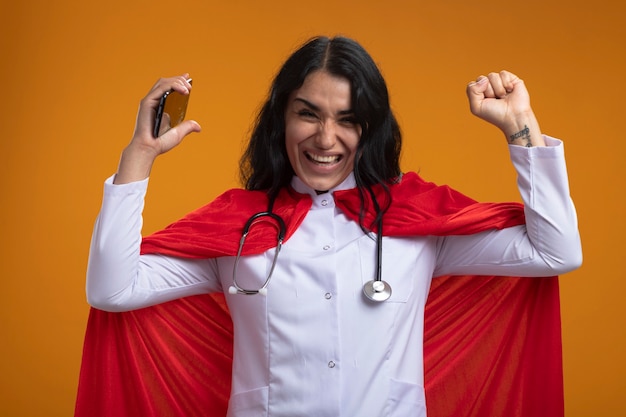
top-left (137, 74), bottom-right (193, 138)
top-left (145, 75), bottom-right (192, 110)
top-left (499, 70), bottom-right (523, 95)
top-left (487, 72), bottom-right (507, 98)
top-left (167, 75), bottom-right (193, 95)
top-left (483, 78), bottom-right (496, 98)
top-left (148, 74), bottom-right (191, 94)
top-left (469, 75), bottom-right (497, 99)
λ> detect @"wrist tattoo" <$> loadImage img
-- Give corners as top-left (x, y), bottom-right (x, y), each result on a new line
top-left (508, 125), bottom-right (532, 147)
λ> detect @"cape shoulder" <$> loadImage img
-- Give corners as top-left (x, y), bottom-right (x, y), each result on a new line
top-left (335, 172), bottom-right (525, 235)
top-left (140, 187), bottom-right (312, 258)
top-left (141, 172), bottom-right (525, 258)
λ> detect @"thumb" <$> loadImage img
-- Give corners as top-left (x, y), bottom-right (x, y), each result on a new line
top-left (176, 119), bottom-right (202, 136)
top-left (158, 119), bottom-right (202, 153)
top-left (466, 76), bottom-right (489, 115)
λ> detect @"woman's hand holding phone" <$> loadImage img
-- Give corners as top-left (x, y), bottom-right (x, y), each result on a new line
top-left (114, 74), bottom-right (202, 184)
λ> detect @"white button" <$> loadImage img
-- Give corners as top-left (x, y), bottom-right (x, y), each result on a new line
top-left (321, 199), bottom-right (329, 206)
top-left (325, 292), bottom-right (332, 300)
top-left (323, 245), bottom-right (331, 251)
top-left (328, 361), bottom-right (336, 368)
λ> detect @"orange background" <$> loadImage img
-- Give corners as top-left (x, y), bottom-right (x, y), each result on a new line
top-left (1, 0), bottom-right (624, 415)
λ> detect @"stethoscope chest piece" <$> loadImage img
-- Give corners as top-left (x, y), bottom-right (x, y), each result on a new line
top-left (363, 280), bottom-right (392, 302)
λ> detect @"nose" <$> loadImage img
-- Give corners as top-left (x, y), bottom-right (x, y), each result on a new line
top-left (315, 121), bottom-right (337, 150)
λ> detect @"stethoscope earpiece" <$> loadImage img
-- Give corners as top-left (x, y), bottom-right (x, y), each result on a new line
top-left (363, 279), bottom-right (392, 302)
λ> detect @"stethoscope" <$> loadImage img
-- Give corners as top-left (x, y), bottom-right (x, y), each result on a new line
top-left (228, 197), bottom-right (392, 302)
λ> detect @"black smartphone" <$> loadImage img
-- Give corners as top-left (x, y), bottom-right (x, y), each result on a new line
top-left (153, 79), bottom-right (192, 138)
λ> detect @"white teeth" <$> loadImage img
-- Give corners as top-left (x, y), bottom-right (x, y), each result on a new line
top-left (308, 153), bottom-right (340, 163)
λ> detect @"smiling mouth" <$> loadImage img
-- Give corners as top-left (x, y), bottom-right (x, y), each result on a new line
top-left (305, 151), bottom-right (342, 165)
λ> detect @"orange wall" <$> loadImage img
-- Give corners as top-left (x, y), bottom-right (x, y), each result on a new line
top-left (1, 0), bottom-right (624, 415)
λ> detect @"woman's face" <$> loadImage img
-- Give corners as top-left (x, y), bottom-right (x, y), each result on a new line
top-left (284, 70), bottom-right (362, 191)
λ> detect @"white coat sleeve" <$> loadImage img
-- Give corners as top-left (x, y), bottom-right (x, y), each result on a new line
top-left (433, 136), bottom-right (582, 278)
top-left (86, 176), bottom-right (222, 312)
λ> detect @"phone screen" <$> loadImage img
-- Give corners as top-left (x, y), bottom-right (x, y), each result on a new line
top-left (153, 79), bottom-right (192, 138)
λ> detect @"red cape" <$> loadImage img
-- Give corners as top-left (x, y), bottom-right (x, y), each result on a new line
top-left (76, 172), bottom-right (563, 417)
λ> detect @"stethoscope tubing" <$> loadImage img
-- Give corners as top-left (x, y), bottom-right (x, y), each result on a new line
top-left (229, 210), bottom-right (286, 296)
top-left (229, 194), bottom-right (391, 302)
top-left (361, 187), bottom-right (392, 302)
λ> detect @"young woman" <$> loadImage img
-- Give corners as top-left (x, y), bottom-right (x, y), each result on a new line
top-left (84, 36), bottom-right (581, 417)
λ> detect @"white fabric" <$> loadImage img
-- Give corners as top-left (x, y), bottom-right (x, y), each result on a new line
top-left (86, 137), bottom-right (581, 417)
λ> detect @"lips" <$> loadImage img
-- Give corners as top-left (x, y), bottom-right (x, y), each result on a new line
top-left (305, 151), bottom-right (341, 165)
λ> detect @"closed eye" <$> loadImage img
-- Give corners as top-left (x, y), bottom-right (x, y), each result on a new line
top-left (339, 116), bottom-right (358, 125)
top-left (297, 109), bottom-right (318, 119)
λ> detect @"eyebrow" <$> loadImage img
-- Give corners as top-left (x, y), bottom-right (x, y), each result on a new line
top-left (293, 97), bottom-right (354, 116)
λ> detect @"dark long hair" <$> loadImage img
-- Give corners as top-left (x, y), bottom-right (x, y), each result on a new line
top-left (240, 36), bottom-right (402, 229)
